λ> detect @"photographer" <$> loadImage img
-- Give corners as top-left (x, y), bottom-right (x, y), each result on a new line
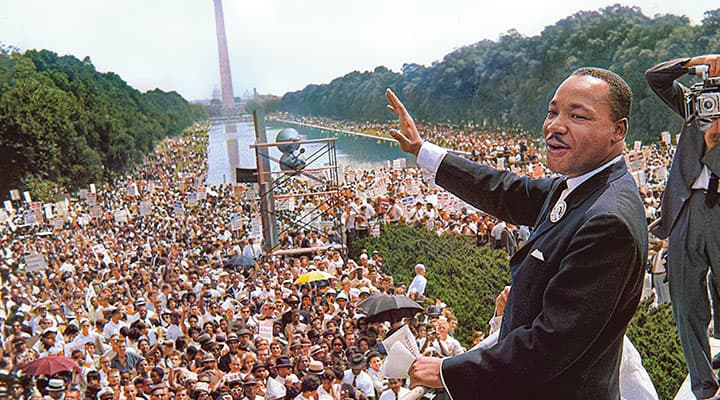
top-left (646, 55), bottom-right (720, 400)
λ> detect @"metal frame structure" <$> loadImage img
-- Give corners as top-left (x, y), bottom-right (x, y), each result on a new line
top-left (250, 112), bottom-right (344, 256)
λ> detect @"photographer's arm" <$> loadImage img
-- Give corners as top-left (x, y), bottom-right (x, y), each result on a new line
top-left (645, 57), bottom-right (692, 117)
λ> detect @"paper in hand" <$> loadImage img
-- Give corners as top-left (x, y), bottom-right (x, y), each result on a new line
top-left (382, 341), bottom-right (417, 378)
top-left (382, 324), bottom-right (421, 359)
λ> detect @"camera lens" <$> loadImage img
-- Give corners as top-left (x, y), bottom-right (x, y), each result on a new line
top-left (703, 99), bottom-right (716, 111)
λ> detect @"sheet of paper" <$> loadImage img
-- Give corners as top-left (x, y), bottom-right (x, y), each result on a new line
top-left (382, 341), bottom-right (417, 378)
top-left (382, 324), bottom-right (421, 359)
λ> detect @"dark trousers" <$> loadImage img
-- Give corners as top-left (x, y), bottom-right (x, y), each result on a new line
top-left (669, 190), bottom-right (720, 398)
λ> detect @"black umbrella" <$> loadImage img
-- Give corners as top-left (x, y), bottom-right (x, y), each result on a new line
top-left (227, 254), bottom-right (254, 267)
top-left (357, 294), bottom-right (423, 323)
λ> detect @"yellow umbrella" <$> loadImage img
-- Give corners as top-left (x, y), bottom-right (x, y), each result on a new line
top-left (294, 271), bottom-right (333, 285)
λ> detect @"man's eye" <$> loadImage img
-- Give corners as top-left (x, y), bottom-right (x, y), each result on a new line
top-left (571, 114), bottom-right (588, 120)
top-left (547, 110), bottom-right (558, 116)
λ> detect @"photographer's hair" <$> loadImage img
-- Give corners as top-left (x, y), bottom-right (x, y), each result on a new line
top-left (571, 67), bottom-right (632, 121)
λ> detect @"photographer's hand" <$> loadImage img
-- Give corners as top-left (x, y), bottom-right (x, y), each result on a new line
top-left (687, 54), bottom-right (720, 77)
top-left (706, 120), bottom-right (720, 151)
top-left (386, 89), bottom-right (424, 156)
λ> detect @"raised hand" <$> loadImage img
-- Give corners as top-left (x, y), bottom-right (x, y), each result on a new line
top-left (386, 88), bottom-right (424, 156)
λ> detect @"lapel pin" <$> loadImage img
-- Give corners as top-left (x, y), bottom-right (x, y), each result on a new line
top-left (550, 200), bottom-right (566, 223)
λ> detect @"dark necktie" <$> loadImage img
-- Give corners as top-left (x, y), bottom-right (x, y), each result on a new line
top-left (707, 173), bottom-right (719, 208)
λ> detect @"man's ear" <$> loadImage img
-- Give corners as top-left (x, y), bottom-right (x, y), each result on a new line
top-left (612, 118), bottom-right (628, 143)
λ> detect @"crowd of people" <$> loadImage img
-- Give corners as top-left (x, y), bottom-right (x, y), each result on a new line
top-left (0, 115), bottom-right (676, 399)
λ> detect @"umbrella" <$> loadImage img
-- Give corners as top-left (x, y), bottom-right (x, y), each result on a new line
top-left (357, 294), bottom-right (423, 323)
top-left (227, 254), bottom-right (254, 267)
top-left (19, 355), bottom-right (79, 376)
top-left (294, 271), bottom-right (333, 285)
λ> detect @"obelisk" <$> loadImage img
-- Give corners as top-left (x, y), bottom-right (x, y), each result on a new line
top-left (212, 0), bottom-right (235, 109)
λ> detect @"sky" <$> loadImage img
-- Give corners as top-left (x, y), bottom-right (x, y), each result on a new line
top-left (0, 0), bottom-right (712, 101)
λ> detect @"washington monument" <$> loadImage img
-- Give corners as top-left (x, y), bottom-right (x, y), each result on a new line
top-left (212, 0), bottom-right (235, 108)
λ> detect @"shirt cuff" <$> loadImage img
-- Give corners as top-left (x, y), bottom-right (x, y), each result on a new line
top-left (439, 357), bottom-right (455, 400)
top-left (416, 142), bottom-right (448, 175)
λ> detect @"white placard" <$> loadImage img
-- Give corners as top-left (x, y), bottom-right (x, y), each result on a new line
top-left (9, 190), bottom-right (20, 201)
top-left (4, 201), bottom-right (13, 213)
top-left (661, 131), bottom-right (671, 146)
top-left (127, 183), bottom-right (137, 197)
top-left (43, 204), bottom-right (53, 220)
top-left (114, 209), bottom-right (128, 224)
top-left (52, 218), bottom-right (64, 229)
top-left (634, 140), bottom-right (642, 152)
top-left (22, 191), bottom-right (32, 204)
top-left (24, 254), bottom-right (47, 271)
top-left (79, 189), bottom-right (88, 200)
top-left (251, 216), bottom-right (262, 239)
top-left (55, 201), bottom-right (68, 216)
top-left (392, 158), bottom-right (406, 170)
top-left (187, 193), bottom-right (198, 207)
top-left (258, 320), bottom-right (274, 340)
top-left (230, 214), bottom-right (243, 232)
top-left (23, 211), bottom-right (36, 225)
top-left (91, 205), bottom-right (102, 218)
top-left (90, 184), bottom-right (96, 194)
top-left (173, 202), bottom-right (184, 217)
top-left (0, 210), bottom-right (8, 224)
top-left (139, 201), bottom-right (152, 217)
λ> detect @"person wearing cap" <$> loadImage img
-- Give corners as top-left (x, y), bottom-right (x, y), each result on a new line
top-left (296, 374), bottom-right (324, 400)
top-left (34, 327), bottom-right (63, 357)
top-left (218, 333), bottom-right (240, 373)
top-left (342, 353), bottom-right (374, 399)
top-left (44, 378), bottom-right (66, 400)
top-left (407, 264), bottom-right (427, 301)
top-left (275, 357), bottom-right (300, 388)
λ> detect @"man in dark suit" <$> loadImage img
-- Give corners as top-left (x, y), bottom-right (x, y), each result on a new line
top-left (646, 55), bottom-right (720, 399)
top-left (385, 67), bottom-right (648, 399)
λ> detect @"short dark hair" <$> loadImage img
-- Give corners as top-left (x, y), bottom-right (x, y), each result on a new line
top-left (571, 67), bottom-right (632, 121)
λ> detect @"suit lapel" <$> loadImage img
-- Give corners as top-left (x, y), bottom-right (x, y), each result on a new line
top-left (524, 159), bottom-right (628, 245)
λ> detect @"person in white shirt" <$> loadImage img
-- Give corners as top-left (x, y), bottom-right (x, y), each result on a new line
top-left (243, 238), bottom-right (263, 261)
top-left (102, 308), bottom-right (126, 340)
top-left (407, 264), bottom-right (427, 300)
top-left (342, 353), bottom-right (374, 400)
top-left (379, 378), bottom-right (410, 400)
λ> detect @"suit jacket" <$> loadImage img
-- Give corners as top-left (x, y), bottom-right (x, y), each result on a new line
top-left (436, 154), bottom-right (647, 399)
top-left (645, 58), bottom-right (720, 239)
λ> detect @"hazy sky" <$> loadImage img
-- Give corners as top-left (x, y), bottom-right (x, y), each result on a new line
top-left (0, 1), bottom-right (712, 101)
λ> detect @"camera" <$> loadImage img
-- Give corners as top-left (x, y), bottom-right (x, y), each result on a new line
top-left (684, 65), bottom-right (720, 122)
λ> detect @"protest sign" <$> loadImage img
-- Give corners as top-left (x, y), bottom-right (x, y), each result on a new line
top-left (126, 183), bottom-right (138, 197)
top-left (392, 158), bottom-right (406, 170)
top-left (114, 209), bottom-right (128, 224)
top-left (22, 191), bottom-right (32, 204)
top-left (55, 201), bottom-right (68, 217)
top-left (139, 201), bottom-right (152, 217)
top-left (661, 131), bottom-right (671, 146)
top-left (187, 193), bottom-right (198, 207)
top-left (79, 189), bottom-right (88, 200)
top-left (9, 190), bottom-right (20, 201)
top-left (258, 320), bottom-right (274, 340)
top-left (90, 183), bottom-right (96, 194)
top-left (0, 210), bottom-right (8, 224)
top-left (24, 254), bottom-right (47, 272)
top-left (251, 215), bottom-right (262, 239)
top-left (4, 201), bottom-right (13, 213)
top-left (91, 206), bottom-right (103, 218)
top-left (23, 211), bottom-right (36, 225)
top-left (52, 217), bottom-right (64, 229)
top-left (230, 214), bottom-right (244, 231)
top-left (44, 204), bottom-right (53, 220)
top-left (173, 202), bottom-right (184, 217)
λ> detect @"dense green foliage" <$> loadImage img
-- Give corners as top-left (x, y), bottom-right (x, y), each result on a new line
top-left (0, 48), bottom-right (205, 199)
top-left (627, 300), bottom-right (686, 400)
top-left (352, 225), bottom-right (511, 344)
top-left (280, 6), bottom-right (720, 142)
top-left (355, 225), bottom-right (685, 398)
